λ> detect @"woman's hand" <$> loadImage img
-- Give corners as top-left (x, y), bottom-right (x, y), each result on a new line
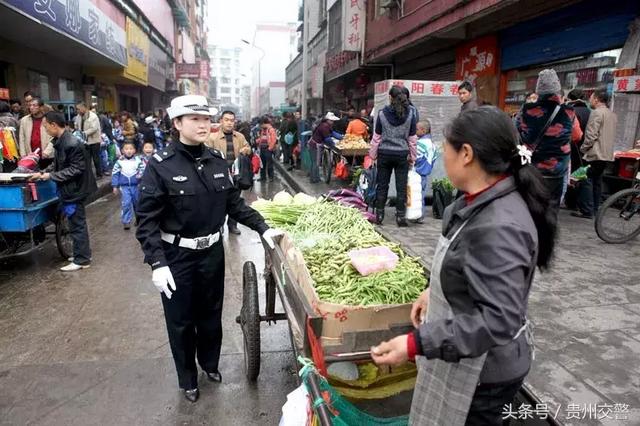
top-left (371, 335), bottom-right (409, 366)
top-left (411, 288), bottom-right (430, 328)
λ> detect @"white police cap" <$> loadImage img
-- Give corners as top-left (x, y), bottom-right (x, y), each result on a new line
top-left (167, 95), bottom-right (212, 119)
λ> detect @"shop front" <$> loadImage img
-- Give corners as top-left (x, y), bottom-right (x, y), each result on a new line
top-left (498, 0), bottom-right (639, 114)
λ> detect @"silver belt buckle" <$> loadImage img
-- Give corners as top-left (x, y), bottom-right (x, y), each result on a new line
top-left (195, 235), bottom-right (211, 250)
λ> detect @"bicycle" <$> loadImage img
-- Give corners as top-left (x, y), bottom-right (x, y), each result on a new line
top-left (595, 167), bottom-right (640, 243)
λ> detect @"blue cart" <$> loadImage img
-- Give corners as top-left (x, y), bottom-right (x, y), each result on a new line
top-left (0, 174), bottom-right (72, 260)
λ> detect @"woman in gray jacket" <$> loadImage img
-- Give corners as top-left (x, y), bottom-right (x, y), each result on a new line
top-left (372, 106), bottom-right (557, 425)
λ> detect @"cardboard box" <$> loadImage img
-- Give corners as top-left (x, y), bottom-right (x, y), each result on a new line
top-left (279, 234), bottom-right (413, 351)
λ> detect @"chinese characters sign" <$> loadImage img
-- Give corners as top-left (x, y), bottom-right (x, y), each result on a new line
top-left (343, 0), bottom-right (364, 52)
top-left (374, 80), bottom-right (460, 97)
top-left (3, 0), bottom-right (127, 66)
top-left (123, 17), bottom-right (149, 85)
top-left (614, 75), bottom-right (640, 92)
top-left (455, 35), bottom-right (498, 82)
top-left (175, 63), bottom-right (201, 79)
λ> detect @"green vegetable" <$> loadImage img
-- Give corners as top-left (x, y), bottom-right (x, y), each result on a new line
top-left (432, 177), bottom-right (456, 194)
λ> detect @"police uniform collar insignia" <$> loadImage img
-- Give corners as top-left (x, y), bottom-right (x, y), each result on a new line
top-left (172, 175), bottom-right (188, 182)
top-left (213, 173), bottom-right (224, 179)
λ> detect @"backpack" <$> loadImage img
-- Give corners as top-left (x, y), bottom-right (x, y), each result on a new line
top-left (284, 132), bottom-right (295, 145)
top-left (236, 154), bottom-right (254, 190)
top-left (358, 166), bottom-right (378, 209)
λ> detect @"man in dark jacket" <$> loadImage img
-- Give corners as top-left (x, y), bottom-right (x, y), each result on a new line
top-left (566, 89), bottom-right (590, 172)
top-left (31, 111), bottom-right (97, 271)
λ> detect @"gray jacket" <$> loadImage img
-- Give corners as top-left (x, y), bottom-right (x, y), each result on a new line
top-left (73, 111), bottom-right (101, 145)
top-left (417, 177), bottom-right (538, 384)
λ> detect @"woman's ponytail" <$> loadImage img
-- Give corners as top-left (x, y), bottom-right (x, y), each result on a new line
top-left (389, 85), bottom-right (409, 119)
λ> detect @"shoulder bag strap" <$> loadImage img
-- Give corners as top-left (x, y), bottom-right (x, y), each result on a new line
top-left (529, 105), bottom-right (560, 151)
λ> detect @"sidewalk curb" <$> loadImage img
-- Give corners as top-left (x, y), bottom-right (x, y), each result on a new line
top-left (273, 160), bottom-right (306, 194)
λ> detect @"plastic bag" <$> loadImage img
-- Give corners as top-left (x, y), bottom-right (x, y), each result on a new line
top-left (406, 168), bottom-right (423, 220)
top-left (348, 246), bottom-right (399, 276)
top-left (571, 165), bottom-right (590, 181)
top-left (334, 158), bottom-right (349, 180)
top-left (279, 384), bottom-right (311, 426)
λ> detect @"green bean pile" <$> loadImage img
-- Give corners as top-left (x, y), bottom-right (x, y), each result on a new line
top-left (290, 203), bottom-right (428, 306)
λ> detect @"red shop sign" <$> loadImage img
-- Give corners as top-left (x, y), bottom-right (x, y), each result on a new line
top-left (455, 35), bottom-right (499, 82)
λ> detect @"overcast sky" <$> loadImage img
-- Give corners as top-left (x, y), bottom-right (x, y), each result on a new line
top-left (207, 0), bottom-right (300, 46)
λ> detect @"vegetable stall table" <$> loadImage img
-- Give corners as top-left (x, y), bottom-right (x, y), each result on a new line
top-left (0, 173), bottom-right (72, 260)
top-left (321, 144), bottom-right (370, 185)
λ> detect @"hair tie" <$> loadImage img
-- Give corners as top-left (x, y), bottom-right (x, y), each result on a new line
top-left (516, 145), bottom-right (532, 166)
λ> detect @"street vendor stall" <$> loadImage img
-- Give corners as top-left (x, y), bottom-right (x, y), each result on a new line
top-left (238, 192), bottom-right (427, 424)
top-left (321, 134), bottom-right (371, 184)
top-left (0, 174), bottom-right (72, 259)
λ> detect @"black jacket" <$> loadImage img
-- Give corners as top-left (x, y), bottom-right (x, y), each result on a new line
top-left (99, 114), bottom-right (113, 141)
top-left (417, 177), bottom-right (537, 385)
top-left (136, 142), bottom-right (270, 269)
top-left (46, 130), bottom-right (97, 203)
top-left (567, 100), bottom-right (591, 171)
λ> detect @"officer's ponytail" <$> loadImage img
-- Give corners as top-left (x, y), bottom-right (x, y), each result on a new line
top-left (444, 106), bottom-right (557, 269)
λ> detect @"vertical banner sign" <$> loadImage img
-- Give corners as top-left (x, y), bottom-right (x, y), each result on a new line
top-left (123, 17), bottom-right (149, 85)
top-left (343, 0), bottom-right (364, 52)
top-left (455, 35), bottom-right (499, 83)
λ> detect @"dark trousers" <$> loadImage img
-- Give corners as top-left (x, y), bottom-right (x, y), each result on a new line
top-left (465, 379), bottom-right (524, 426)
top-left (282, 142), bottom-right (292, 165)
top-left (543, 175), bottom-right (564, 217)
top-left (68, 202), bottom-right (92, 265)
top-left (86, 143), bottom-right (102, 177)
top-left (577, 160), bottom-right (608, 216)
top-left (260, 148), bottom-right (274, 179)
top-left (309, 142), bottom-right (320, 183)
top-left (376, 154), bottom-right (409, 216)
top-left (161, 241), bottom-right (225, 390)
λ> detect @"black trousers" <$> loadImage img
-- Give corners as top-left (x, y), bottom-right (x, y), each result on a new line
top-left (161, 241), bottom-right (225, 390)
top-left (68, 202), bottom-right (92, 265)
top-left (86, 143), bottom-right (102, 177)
top-left (465, 379), bottom-right (524, 426)
top-left (577, 160), bottom-right (608, 216)
top-left (543, 175), bottom-right (564, 217)
top-left (375, 154), bottom-right (409, 216)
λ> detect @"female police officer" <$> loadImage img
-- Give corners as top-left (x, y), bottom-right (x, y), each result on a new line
top-left (136, 95), bottom-right (282, 402)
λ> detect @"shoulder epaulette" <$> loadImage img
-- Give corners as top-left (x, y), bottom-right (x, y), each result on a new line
top-left (153, 149), bottom-right (174, 163)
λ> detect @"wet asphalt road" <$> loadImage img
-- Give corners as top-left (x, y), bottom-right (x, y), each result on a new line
top-left (0, 179), bottom-right (299, 425)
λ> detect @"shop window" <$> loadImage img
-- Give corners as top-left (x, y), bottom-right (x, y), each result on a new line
top-left (328, 2), bottom-right (342, 51)
top-left (221, 77), bottom-right (230, 84)
top-left (27, 70), bottom-right (50, 100)
top-left (221, 97), bottom-right (231, 103)
top-left (58, 78), bottom-right (75, 102)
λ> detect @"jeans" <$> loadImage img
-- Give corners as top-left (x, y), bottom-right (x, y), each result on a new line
top-left (465, 379), bottom-right (524, 426)
top-left (86, 143), bottom-right (102, 177)
top-left (376, 154), bottom-right (409, 216)
top-left (309, 142), bottom-right (320, 183)
top-left (119, 185), bottom-right (138, 225)
top-left (421, 174), bottom-right (429, 218)
top-left (259, 148), bottom-right (274, 180)
top-left (577, 160), bottom-right (609, 216)
top-left (67, 202), bottom-right (92, 265)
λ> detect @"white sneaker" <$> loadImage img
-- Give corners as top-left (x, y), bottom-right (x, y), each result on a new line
top-left (60, 262), bottom-right (90, 272)
top-left (68, 257), bottom-right (74, 262)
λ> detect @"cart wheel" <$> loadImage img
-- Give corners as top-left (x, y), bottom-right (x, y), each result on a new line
top-left (322, 148), bottom-right (332, 184)
top-left (55, 213), bottom-right (73, 260)
top-left (241, 261), bottom-right (261, 381)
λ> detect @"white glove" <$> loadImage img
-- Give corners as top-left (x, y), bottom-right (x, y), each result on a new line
top-left (262, 228), bottom-right (284, 250)
top-left (152, 266), bottom-right (177, 299)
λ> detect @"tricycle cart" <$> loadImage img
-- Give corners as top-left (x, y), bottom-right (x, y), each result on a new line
top-left (0, 174), bottom-right (72, 260)
top-left (236, 236), bottom-right (414, 425)
top-left (321, 144), bottom-right (370, 185)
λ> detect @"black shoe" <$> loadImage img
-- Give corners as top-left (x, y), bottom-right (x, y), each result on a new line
top-left (228, 227), bottom-right (241, 235)
top-left (396, 216), bottom-right (408, 227)
top-left (571, 211), bottom-right (593, 219)
top-left (375, 210), bottom-right (385, 225)
top-left (183, 388), bottom-right (199, 402)
top-left (123, 224), bottom-right (131, 230)
top-left (268, 177), bottom-right (274, 182)
top-left (410, 217), bottom-right (424, 224)
top-left (287, 166), bottom-right (294, 171)
top-left (205, 371), bottom-right (222, 382)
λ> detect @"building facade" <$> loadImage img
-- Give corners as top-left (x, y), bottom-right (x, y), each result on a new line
top-left (208, 45), bottom-right (243, 113)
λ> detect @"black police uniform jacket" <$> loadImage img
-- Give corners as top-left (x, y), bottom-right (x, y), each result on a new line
top-left (135, 142), bottom-right (269, 269)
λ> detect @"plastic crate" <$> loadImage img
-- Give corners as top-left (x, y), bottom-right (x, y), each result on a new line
top-left (0, 198), bottom-right (57, 232)
top-left (0, 181), bottom-right (57, 209)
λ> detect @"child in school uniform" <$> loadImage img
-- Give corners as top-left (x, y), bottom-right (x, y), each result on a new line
top-left (111, 140), bottom-right (145, 230)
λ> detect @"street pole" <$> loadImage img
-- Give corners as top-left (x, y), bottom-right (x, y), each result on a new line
top-left (242, 39), bottom-right (265, 117)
